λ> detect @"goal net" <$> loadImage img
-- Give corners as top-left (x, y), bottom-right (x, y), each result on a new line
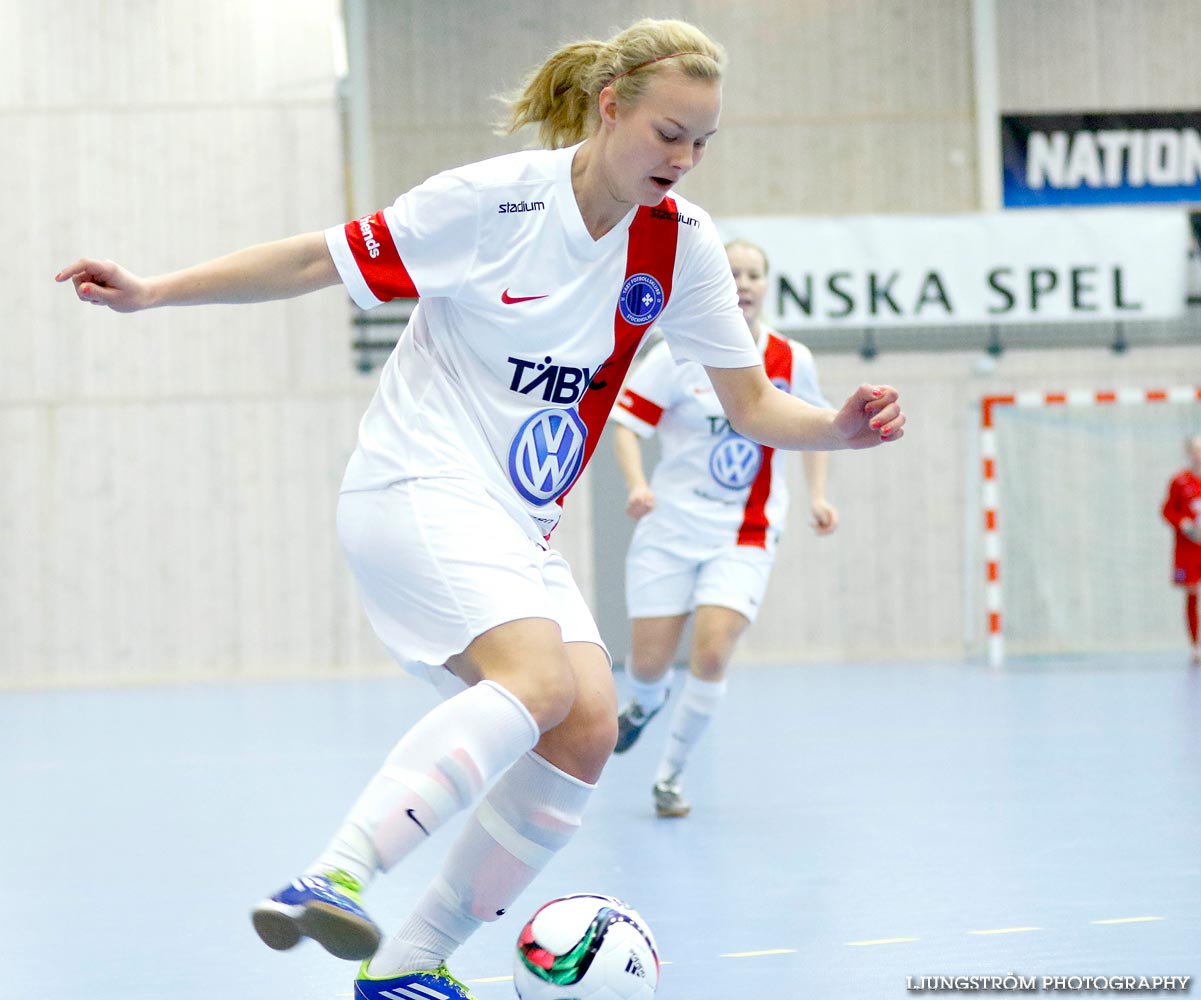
top-left (980, 387), bottom-right (1201, 666)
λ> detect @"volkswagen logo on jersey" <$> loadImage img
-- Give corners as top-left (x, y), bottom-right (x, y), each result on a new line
top-left (709, 434), bottom-right (763, 490)
top-left (509, 408), bottom-right (588, 506)
top-left (618, 273), bottom-right (665, 326)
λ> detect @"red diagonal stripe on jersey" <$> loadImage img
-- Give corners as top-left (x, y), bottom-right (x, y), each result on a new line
top-left (346, 211), bottom-right (418, 301)
top-left (736, 334), bottom-right (792, 548)
top-left (557, 201), bottom-right (680, 510)
top-left (618, 389), bottom-right (665, 427)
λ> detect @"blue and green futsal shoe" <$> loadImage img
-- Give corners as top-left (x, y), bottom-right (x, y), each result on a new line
top-left (354, 963), bottom-right (477, 1000)
top-left (251, 870), bottom-right (381, 960)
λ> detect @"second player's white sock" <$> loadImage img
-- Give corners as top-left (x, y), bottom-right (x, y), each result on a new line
top-left (625, 667), bottom-right (670, 712)
top-left (655, 674), bottom-right (727, 783)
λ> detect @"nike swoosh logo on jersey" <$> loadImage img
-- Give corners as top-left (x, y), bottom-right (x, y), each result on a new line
top-left (501, 288), bottom-right (549, 304)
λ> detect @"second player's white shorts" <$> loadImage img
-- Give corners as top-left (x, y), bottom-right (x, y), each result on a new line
top-left (337, 477), bottom-right (606, 684)
top-left (624, 534), bottom-right (777, 623)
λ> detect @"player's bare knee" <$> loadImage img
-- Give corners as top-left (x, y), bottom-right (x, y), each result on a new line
top-left (691, 647), bottom-right (729, 682)
top-left (628, 655), bottom-right (673, 683)
top-left (507, 655), bottom-right (577, 732)
top-left (537, 689), bottom-right (618, 778)
top-left (580, 693), bottom-right (620, 759)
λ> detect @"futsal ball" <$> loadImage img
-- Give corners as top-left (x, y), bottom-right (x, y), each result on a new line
top-left (513, 894), bottom-right (659, 1000)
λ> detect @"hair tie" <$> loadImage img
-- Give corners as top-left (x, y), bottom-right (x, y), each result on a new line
top-left (609, 51), bottom-right (708, 85)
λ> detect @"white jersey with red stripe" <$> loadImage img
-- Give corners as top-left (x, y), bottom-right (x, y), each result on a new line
top-left (324, 144), bottom-right (759, 541)
top-left (612, 328), bottom-right (830, 554)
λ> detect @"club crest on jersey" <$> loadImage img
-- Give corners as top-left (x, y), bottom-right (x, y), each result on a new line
top-left (619, 273), bottom-right (665, 326)
top-left (709, 434), bottom-right (763, 490)
top-left (509, 408), bottom-right (588, 506)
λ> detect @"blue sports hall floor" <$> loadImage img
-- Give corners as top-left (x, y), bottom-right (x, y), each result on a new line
top-left (5, 652), bottom-right (1199, 999)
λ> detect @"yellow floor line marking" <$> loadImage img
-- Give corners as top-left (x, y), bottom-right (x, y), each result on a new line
top-left (969, 926), bottom-right (1041, 935)
top-left (720, 948), bottom-right (797, 958)
top-left (1091, 916), bottom-right (1164, 925)
top-left (846, 937), bottom-right (920, 946)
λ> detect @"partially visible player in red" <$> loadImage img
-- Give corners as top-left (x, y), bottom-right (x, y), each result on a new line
top-left (1161, 434), bottom-right (1201, 665)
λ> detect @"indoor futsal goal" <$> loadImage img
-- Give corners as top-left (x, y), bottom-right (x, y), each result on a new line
top-left (980, 386), bottom-right (1201, 667)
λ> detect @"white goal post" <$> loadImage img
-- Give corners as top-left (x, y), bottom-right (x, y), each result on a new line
top-left (980, 386), bottom-right (1201, 667)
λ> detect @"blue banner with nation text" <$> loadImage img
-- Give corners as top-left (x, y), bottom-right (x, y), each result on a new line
top-left (1001, 111), bottom-right (1201, 208)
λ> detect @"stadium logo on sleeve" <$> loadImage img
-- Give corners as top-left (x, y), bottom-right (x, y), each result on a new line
top-left (619, 273), bottom-right (665, 325)
top-left (709, 434), bottom-right (763, 490)
top-left (509, 408), bottom-right (589, 505)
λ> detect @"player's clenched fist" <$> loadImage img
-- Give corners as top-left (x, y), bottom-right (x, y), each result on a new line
top-left (832, 384), bottom-right (905, 450)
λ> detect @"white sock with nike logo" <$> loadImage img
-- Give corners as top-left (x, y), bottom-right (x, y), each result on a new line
top-left (308, 679), bottom-right (540, 885)
top-left (367, 749), bottom-right (594, 976)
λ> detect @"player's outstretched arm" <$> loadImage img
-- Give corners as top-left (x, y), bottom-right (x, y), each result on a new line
top-left (705, 364), bottom-right (904, 451)
top-left (55, 232), bottom-right (339, 312)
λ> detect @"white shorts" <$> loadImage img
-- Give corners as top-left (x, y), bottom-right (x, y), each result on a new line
top-left (624, 536), bottom-right (776, 623)
top-left (337, 477), bottom-right (606, 682)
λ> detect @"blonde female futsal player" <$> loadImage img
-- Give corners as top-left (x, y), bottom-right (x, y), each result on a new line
top-left (610, 239), bottom-right (838, 817)
top-left (56, 18), bottom-right (904, 1000)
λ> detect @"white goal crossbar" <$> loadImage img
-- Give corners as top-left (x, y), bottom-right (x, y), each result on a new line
top-left (980, 385), bottom-right (1201, 667)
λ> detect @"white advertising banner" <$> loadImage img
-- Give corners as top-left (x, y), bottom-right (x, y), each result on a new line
top-left (716, 209), bottom-right (1189, 329)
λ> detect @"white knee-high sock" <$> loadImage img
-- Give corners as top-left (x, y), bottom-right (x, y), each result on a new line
top-left (307, 680), bottom-right (540, 886)
top-left (368, 750), bottom-right (594, 976)
top-left (655, 674), bottom-right (727, 784)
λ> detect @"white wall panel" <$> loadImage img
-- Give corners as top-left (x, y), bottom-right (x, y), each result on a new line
top-left (2, 1), bottom-right (397, 687)
top-left (364, 0), bottom-right (979, 214)
top-left (999, 0), bottom-right (1201, 111)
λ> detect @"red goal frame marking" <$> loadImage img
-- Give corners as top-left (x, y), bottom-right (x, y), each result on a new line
top-left (979, 386), bottom-right (1201, 667)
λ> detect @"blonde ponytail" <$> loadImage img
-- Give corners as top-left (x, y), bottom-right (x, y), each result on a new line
top-left (498, 19), bottom-right (726, 148)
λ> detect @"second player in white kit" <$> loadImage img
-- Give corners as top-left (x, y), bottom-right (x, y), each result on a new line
top-left (611, 239), bottom-right (841, 817)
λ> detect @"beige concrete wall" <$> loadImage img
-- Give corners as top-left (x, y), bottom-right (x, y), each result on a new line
top-left (0, 0), bottom-right (388, 685)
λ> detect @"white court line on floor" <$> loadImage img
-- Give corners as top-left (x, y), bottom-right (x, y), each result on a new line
top-left (720, 948), bottom-right (797, 958)
top-left (846, 937), bottom-right (920, 946)
top-left (1091, 916), bottom-right (1164, 925)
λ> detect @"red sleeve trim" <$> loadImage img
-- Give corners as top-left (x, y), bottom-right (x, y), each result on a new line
top-left (617, 388), bottom-right (665, 427)
top-left (346, 212), bottom-right (418, 301)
